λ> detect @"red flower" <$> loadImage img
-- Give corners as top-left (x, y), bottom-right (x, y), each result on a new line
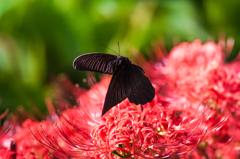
top-left (31, 75), bottom-right (227, 158)
top-left (0, 148), bottom-right (14, 159)
top-left (1, 119), bottom-right (54, 159)
top-left (2, 39), bottom-right (239, 158)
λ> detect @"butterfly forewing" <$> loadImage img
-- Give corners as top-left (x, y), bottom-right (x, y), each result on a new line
top-left (73, 53), bottom-right (117, 74)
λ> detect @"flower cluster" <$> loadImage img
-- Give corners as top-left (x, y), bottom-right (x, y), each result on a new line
top-left (0, 39), bottom-right (239, 158)
top-left (148, 40), bottom-right (240, 158)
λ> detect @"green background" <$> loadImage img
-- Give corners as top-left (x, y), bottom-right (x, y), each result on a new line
top-left (0, 0), bottom-right (239, 114)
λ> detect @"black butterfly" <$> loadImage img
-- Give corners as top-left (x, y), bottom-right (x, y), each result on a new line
top-left (73, 53), bottom-right (155, 116)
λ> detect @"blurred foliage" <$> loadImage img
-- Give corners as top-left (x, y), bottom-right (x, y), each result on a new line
top-left (0, 0), bottom-right (239, 115)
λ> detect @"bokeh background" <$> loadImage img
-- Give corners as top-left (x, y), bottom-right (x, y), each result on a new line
top-left (0, 0), bottom-right (239, 115)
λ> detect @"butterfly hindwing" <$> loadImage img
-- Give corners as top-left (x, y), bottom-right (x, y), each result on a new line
top-left (102, 64), bottom-right (155, 115)
top-left (102, 66), bottom-right (127, 115)
top-left (73, 53), bottom-right (117, 74)
top-left (124, 64), bottom-right (155, 105)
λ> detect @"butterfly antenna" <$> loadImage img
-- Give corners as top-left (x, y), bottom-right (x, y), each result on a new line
top-left (101, 42), bottom-right (118, 56)
top-left (118, 41), bottom-right (120, 56)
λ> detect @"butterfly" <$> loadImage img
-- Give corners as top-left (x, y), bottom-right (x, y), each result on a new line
top-left (73, 53), bottom-right (155, 116)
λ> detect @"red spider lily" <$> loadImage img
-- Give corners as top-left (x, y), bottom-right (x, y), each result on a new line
top-left (0, 148), bottom-right (14, 159)
top-left (0, 110), bottom-right (14, 159)
top-left (194, 63), bottom-right (240, 158)
top-left (150, 40), bottom-right (224, 101)
top-left (0, 39), bottom-right (239, 158)
top-left (29, 40), bottom-right (235, 158)
top-left (149, 39), bottom-right (240, 158)
top-left (205, 65), bottom-right (240, 112)
top-left (0, 119), bottom-right (53, 159)
top-left (14, 119), bottom-right (53, 158)
top-left (29, 80), bottom-right (228, 158)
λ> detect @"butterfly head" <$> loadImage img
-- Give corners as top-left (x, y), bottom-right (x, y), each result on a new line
top-left (117, 56), bottom-right (130, 66)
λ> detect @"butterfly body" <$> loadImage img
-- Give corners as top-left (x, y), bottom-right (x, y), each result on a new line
top-left (73, 53), bottom-right (155, 116)
top-left (108, 55), bottom-right (130, 73)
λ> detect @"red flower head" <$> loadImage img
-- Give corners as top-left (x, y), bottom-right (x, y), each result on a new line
top-left (2, 39), bottom-right (238, 159)
top-left (31, 60), bottom-right (228, 159)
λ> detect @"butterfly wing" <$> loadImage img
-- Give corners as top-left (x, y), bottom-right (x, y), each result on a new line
top-left (73, 53), bottom-right (117, 74)
top-left (102, 66), bottom-right (127, 116)
top-left (102, 64), bottom-right (155, 116)
top-left (124, 64), bottom-right (155, 105)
